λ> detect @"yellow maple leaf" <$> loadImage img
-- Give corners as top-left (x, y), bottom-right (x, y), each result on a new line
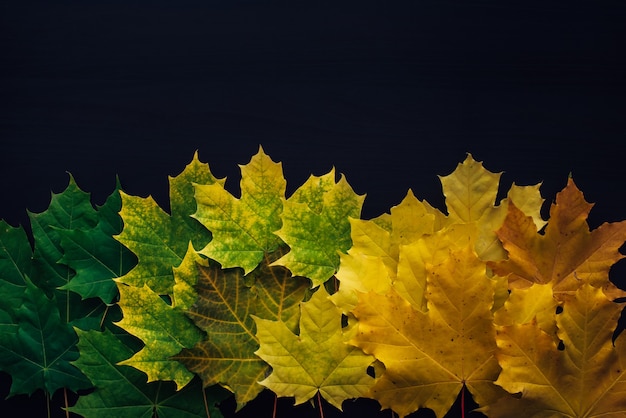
top-left (332, 190), bottom-right (438, 311)
top-left (489, 177), bottom-right (626, 300)
top-left (487, 283), bottom-right (626, 417)
top-left (507, 182), bottom-right (547, 231)
top-left (439, 153), bottom-right (502, 224)
top-left (439, 154), bottom-right (545, 262)
top-left (350, 244), bottom-right (508, 417)
top-left (334, 154), bottom-right (542, 313)
top-left (493, 283), bottom-right (558, 340)
top-left (254, 286), bottom-right (375, 411)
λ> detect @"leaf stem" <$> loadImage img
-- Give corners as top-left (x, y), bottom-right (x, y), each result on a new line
top-left (202, 385), bottom-right (210, 418)
top-left (99, 304), bottom-right (110, 330)
top-left (273, 393), bottom-right (278, 418)
top-left (64, 388), bottom-right (70, 418)
top-left (66, 287), bottom-right (70, 323)
top-left (317, 391), bottom-right (325, 418)
top-left (461, 383), bottom-right (465, 418)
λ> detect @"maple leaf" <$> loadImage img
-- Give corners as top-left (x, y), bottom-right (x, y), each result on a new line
top-left (28, 174), bottom-right (99, 292)
top-left (0, 220), bottom-right (34, 314)
top-left (493, 283), bottom-right (558, 340)
top-left (334, 155), bottom-right (542, 313)
top-left (193, 146), bottom-right (286, 274)
top-left (110, 154), bottom-right (225, 389)
top-left (350, 244), bottom-right (507, 418)
top-left (0, 280), bottom-right (91, 397)
top-left (332, 190), bottom-right (438, 311)
top-left (507, 181), bottom-right (547, 231)
top-left (0, 177), bottom-right (115, 399)
top-left (69, 328), bottom-right (230, 418)
top-left (0, 177), bottom-right (123, 335)
top-left (115, 152), bottom-right (223, 294)
top-left (25, 175), bottom-right (103, 327)
top-left (439, 154), bottom-right (545, 262)
top-left (175, 249), bottom-right (309, 409)
top-left (114, 245), bottom-right (206, 390)
top-left (273, 169), bottom-right (365, 287)
top-left (487, 283), bottom-right (626, 417)
top-left (58, 183), bottom-right (137, 304)
top-left (439, 153), bottom-right (502, 224)
top-left (254, 286), bottom-right (375, 411)
top-left (115, 290), bottom-right (202, 387)
top-left (489, 177), bottom-right (626, 300)
top-left (171, 243), bottom-right (209, 311)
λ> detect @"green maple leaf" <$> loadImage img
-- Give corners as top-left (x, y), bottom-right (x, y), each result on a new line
top-left (0, 221), bottom-right (34, 315)
top-left (69, 328), bottom-right (229, 418)
top-left (28, 175), bottom-right (99, 292)
top-left (115, 245), bottom-right (205, 390)
top-left (0, 281), bottom-right (91, 397)
top-left (115, 152), bottom-right (224, 294)
top-left (273, 170), bottom-right (365, 286)
top-left (254, 286), bottom-right (375, 411)
top-left (27, 175), bottom-right (100, 324)
top-left (0, 221), bottom-right (30, 341)
top-left (193, 146), bottom-right (286, 274)
top-left (0, 177), bottom-right (113, 399)
top-left (58, 183), bottom-right (137, 304)
top-left (175, 249), bottom-right (309, 409)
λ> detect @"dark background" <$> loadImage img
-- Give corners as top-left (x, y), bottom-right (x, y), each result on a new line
top-left (1, 1), bottom-right (625, 417)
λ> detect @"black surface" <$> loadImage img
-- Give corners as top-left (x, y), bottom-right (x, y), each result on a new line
top-left (1, 1), bottom-right (625, 417)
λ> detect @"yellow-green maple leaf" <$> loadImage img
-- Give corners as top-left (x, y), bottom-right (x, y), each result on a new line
top-left (174, 249), bottom-right (309, 409)
top-left (254, 286), bottom-right (375, 411)
top-left (350, 244), bottom-right (507, 418)
top-left (488, 283), bottom-right (626, 417)
top-left (115, 152), bottom-right (224, 294)
top-left (115, 245), bottom-right (205, 390)
top-left (273, 170), bottom-right (364, 287)
top-left (193, 146), bottom-right (286, 274)
top-left (489, 177), bottom-right (626, 300)
top-left (112, 154), bottom-right (222, 388)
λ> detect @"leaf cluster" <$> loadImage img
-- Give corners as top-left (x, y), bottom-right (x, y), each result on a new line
top-left (1, 148), bottom-right (625, 418)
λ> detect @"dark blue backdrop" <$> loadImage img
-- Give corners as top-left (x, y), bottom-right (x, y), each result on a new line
top-left (1, 1), bottom-right (625, 417)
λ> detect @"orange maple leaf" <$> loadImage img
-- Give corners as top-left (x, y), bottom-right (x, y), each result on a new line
top-left (489, 177), bottom-right (626, 300)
